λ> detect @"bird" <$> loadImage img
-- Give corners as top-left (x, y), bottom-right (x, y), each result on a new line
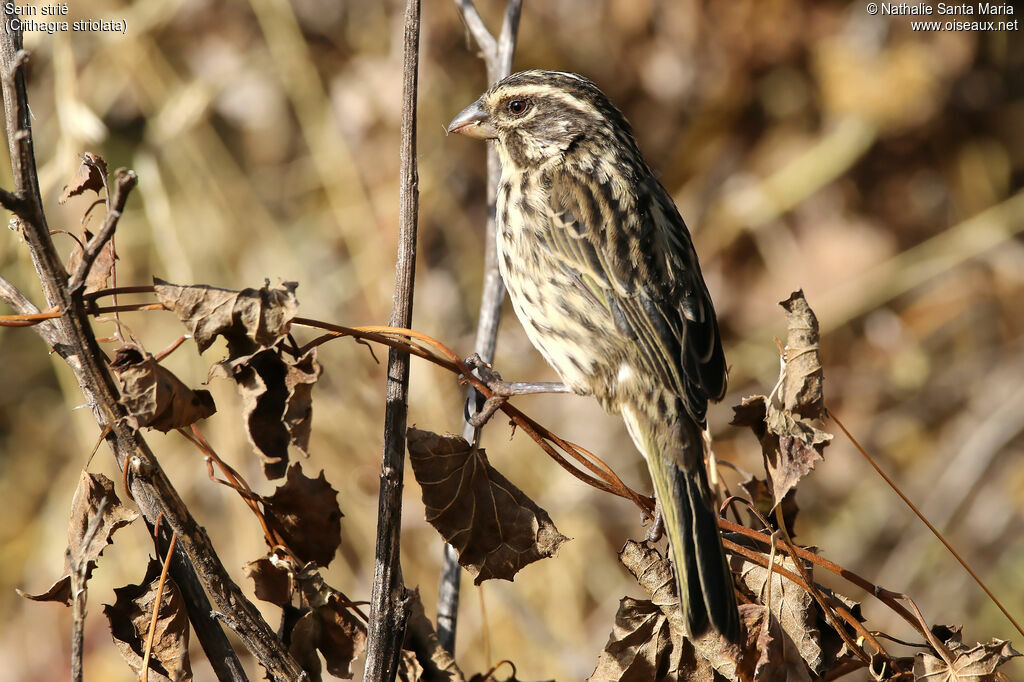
top-left (447, 70), bottom-right (740, 642)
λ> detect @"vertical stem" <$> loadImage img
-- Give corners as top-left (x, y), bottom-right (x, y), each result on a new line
top-left (363, 0), bottom-right (420, 679)
top-left (437, 0), bottom-right (523, 654)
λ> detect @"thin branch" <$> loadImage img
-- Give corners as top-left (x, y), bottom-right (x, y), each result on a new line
top-left (453, 0), bottom-right (497, 72)
top-left (141, 531), bottom-right (178, 682)
top-left (0, 25), bottom-right (300, 682)
top-left (441, 0), bottom-right (523, 654)
top-left (67, 169), bottom-right (137, 294)
top-left (0, 184), bottom-right (25, 213)
top-left (70, 497), bottom-right (108, 682)
top-left (363, 0), bottom-right (420, 679)
top-left (0, 275), bottom-right (62, 346)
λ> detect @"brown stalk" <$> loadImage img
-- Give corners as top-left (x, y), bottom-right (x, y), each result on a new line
top-left (141, 532), bottom-right (178, 682)
top-left (362, 0), bottom-right (421, 678)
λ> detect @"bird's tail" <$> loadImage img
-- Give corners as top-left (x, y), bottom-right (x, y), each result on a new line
top-left (629, 400), bottom-right (741, 642)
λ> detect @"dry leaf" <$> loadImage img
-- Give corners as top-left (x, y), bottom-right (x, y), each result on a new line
top-left (103, 558), bottom-right (192, 682)
top-left (155, 279), bottom-right (314, 476)
top-left (403, 589), bottom-right (465, 682)
top-left (60, 152), bottom-right (108, 203)
top-left (735, 549), bottom-right (821, 675)
top-left (737, 474), bottom-right (799, 536)
top-left (590, 597), bottom-right (678, 681)
top-left (65, 226), bottom-right (117, 293)
top-left (914, 638), bottom-right (1020, 681)
top-left (243, 553), bottom-right (367, 680)
top-left (288, 565), bottom-right (367, 681)
top-left (407, 428), bottom-right (568, 584)
top-left (111, 344), bottom-right (216, 432)
top-left (730, 291), bottom-right (832, 505)
top-left (243, 556), bottom-right (292, 606)
top-left (210, 346), bottom-right (320, 478)
top-left (18, 471), bottom-right (138, 604)
top-left (616, 540), bottom-right (739, 679)
top-left (154, 278), bottom-right (298, 354)
top-left (742, 604), bottom-right (812, 682)
top-left (262, 463), bottom-right (342, 568)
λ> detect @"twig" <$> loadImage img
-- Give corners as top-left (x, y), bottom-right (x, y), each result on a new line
top-left (141, 531), bottom-right (178, 682)
top-left (68, 169), bottom-right (138, 294)
top-left (0, 184), bottom-right (25, 213)
top-left (0, 275), bottom-right (62, 346)
top-left (70, 497), bottom-right (108, 682)
top-left (0, 26), bottom-right (301, 682)
top-left (441, 0), bottom-right (522, 653)
top-left (363, 1), bottom-right (420, 679)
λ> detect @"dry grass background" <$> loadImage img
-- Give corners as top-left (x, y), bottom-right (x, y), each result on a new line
top-left (0, 0), bottom-right (1021, 679)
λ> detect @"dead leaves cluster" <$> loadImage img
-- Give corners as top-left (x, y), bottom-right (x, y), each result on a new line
top-left (23, 162), bottom-right (1021, 682)
top-left (156, 278), bottom-right (320, 478)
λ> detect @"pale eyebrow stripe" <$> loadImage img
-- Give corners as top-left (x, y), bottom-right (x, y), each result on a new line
top-left (496, 84), bottom-right (601, 119)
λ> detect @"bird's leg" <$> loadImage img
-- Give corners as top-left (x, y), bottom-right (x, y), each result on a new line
top-left (462, 353), bottom-right (570, 426)
top-left (645, 498), bottom-right (666, 543)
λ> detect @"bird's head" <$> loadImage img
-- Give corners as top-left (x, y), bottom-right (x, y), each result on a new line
top-left (447, 70), bottom-right (638, 170)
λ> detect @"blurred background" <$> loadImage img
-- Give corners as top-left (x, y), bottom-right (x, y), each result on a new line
top-left (0, 0), bottom-right (1021, 679)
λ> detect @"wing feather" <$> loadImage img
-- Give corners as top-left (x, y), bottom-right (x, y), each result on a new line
top-left (537, 169), bottom-right (726, 424)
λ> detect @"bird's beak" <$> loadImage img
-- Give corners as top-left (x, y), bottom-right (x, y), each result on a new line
top-left (447, 100), bottom-right (497, 140)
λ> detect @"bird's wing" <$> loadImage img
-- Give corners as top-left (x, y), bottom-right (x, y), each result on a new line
top-left (539, 169), bottom-right (726, 424)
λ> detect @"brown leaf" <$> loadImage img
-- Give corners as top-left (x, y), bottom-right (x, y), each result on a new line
top-left (243, 555), bottom-right (292, 606)
top-left (616, 540), bottom-right (739, 679)
top-left (734, 548), bottom-right (821, 674)
top-left (60, 152), bottom-right (108, 203)
top-left (210, 346), bottom-right (320, 478)
top-left (103, 558), bottom-right (193, 682)
top-left (730, 291), bottom-right (832, 505)
top-left (590, 597), bottom-right (677, 681)
top-left (914, 638), bottom-right (1020, 681)
top-left (155, 279), bottom-right (313, 476)
top-left (737, 473), bottom-right (799, 537)
top-left (777, 292), bottom-right (826, 420)
top-left (741, 604), bottom-right (813, 682)
top-left (262, 463), bottom-right (342, 567)
top-left (155, 278), bottom-right (298, 354)
top-left (403, 589), bottom-right (465, 682)
top-left (18, 471), bottom-right (138, 604)
top-left (65, 226), bottom-right (117, 293)
top-left (111, 344), bottom-right (216, 432)
top-left (407, 428), bottom-right (568, 584)
top-left (288, 565), bottom-right (367, 681)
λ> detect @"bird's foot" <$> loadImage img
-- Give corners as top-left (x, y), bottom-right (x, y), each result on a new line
top-left (461, 354), bottom-right (570, 427)
top-left (462, 353), bottom-right (570, 398)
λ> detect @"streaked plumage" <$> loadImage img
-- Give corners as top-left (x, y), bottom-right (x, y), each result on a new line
top-left (449, 70), bottom-right (740, 641)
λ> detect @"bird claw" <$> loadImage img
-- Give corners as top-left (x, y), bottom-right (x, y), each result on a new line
top-left (645, 501), bottom-right (665, 543)
top-left (468, 395), bottom-right (507, 427)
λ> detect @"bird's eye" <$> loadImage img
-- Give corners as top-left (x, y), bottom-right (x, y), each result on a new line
top-left (507, 99), bottom-right (531, 116)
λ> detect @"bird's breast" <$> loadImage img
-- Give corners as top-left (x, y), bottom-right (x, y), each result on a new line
top-left (495, 174), bottom-right (626, 405)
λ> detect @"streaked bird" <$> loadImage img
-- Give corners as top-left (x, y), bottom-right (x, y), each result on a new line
top-left (448, 70), bottom-right (740, 641)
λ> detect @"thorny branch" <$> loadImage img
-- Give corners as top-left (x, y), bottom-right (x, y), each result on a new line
top-left (442, 0), bottom-right (523, 654)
